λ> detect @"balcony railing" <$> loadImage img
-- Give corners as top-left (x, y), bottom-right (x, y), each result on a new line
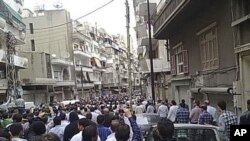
top-left (154, 0), bottom-right (188, 35)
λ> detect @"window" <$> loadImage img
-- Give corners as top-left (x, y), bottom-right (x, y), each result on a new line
top-left (29, 23), bottom-right (34, 34)
top-left (31, 40), bottom-right (35, 51)
top-left (53, 71), bottom-right (61, 80)
top-left (199, 26), bottom-right (219, 70)
top-left (171, 43), bottom-right (188, 75)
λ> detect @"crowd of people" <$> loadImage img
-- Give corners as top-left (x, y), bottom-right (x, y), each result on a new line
top-left (0, 94), bottom-right (250, 141)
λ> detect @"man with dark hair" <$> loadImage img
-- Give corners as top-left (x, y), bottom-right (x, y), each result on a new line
top-left (167, 100), bottom-right (178, 123)
top-left (103, 108), bottom-right (113, 127)
top-left (176, 103), bottom-right (189, 123)
top-left (181, 99), bottom-right (189, 110)
top-left (198, 105), bottom-right (213, 125)
top-left (9, 123), bottom-right (27, 141)
top-left (115, 124), bottom-right (130, 141)
top-left (153, 118), bottom-right (176, 141)
top-left (15, 95), bottom-right (25, 114)
top-left (49, 117), bottom-right (64, 141)
top-left (13, 114), bottom-right (23, 123)
top-left (0, 112), bottom-right (12, 128)
top-left (217, 101), bottom-right (237, 141)
top-left (59, 112), bottom-right (69, 127)
top-left (204, 100), bottom-right (217, 125)
top-left (97, 115), bottom-right (111, 141)
top-left (63, 112), bottom-right (79, 141)
top-left (190, 100), bottom-right (202, 124)
top-left (106, 120), bottom-right (120, 141)
top-left (85, 112), bottom-right (92, 120)
top-left (39, 133), bottom-right (61, 141)
top-left (240, 99), bottom-right (250, 125)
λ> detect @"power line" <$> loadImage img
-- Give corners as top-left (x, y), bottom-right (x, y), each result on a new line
top-left (27, 0), bottom-right (114, 31)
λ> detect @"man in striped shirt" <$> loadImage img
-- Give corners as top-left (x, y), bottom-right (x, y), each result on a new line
top-left (198, 105), bottom-right (213, 125)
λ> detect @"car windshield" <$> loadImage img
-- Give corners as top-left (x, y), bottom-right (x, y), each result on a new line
top-left (136, 115), bottom-right (159, 125)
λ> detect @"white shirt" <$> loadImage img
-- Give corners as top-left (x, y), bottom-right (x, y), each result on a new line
top-left (167, 105), bottom-right (179, 122)
top-left (158, 105), bottom-right (169, 118)
top-left (91, 112), bottom-right (99, 123)
top-left (49, 125), bottom-right (65, 141)
top-left (61, 120), bottom-right (69, 127)
top-left (70, 131), bottom-right (101, 141)
top-left (207, 105), bottom-right (217, 121)
top-left (106, 133), bottom-right (116, 141)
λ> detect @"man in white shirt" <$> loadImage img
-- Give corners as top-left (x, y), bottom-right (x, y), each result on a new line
top-left (204, 100), bottom-right (217, 125)
top-left (167, 100), bottom-right (179, 122)
top-left (49, 117), bottom-right (65, 141)
top-left (157, 101), bottom-right (169, 118)
top-left (71, 118), bottom-right (101, 141)
top-left (106, 120), bottom-right (120, 141)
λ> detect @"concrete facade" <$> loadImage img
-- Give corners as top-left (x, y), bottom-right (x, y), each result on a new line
top-left (153, 0), bottom-right (236, 111)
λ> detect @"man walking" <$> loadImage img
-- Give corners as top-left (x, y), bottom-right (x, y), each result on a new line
top-left (190, 100), bottom-right (202, 124)
top-left (204, 100), bottom-right (217, 125)
top-left (167, 100), bottom-right (178, 123)
top-left (176, 103), bottom-right (189, 123)
top-left (217, 101), bottom-right (238, 141)
top-left (157, 101), bottom-right (168, 118)
top-left (198, 105), bottom-right (213, 125)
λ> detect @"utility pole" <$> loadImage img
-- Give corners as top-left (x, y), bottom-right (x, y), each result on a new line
top-left (147, 0), bottom-right (155, 103)
top-left (6, 32), bottom-right (17, 100)
top-left (125, 0), bottom-right (132, 109)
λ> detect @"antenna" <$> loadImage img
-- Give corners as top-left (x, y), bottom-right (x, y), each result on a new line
top-left (53, 0), bottom-right (63, 9)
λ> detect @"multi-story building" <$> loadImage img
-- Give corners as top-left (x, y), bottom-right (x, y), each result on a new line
top-left (73, 21), bottom-right (106, 99)
top-left (19, 9), bottom-right (75, 104)
top-left (133, 0), bottom-right (171, 100)
top-left (153, 0), bottom-right (236, 110)
top-left (0, 0), bottom-right (28, 100)
top-left (231, 0), bottom-right (250, 112)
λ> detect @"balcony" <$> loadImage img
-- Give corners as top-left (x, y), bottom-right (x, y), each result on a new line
top-left (0, 49), bottom-right (28, 69)
top-left (74, 50), bottom-right (92, 58)
top-left (51, 58), bottom-right (73, 66)
top-left (76, 83), bottom-right (94, 89)
top-left (75, 65), bottom-right (93, 72)
top-left (153, 0), bottom-right (189, 37)
top-left (22, 78), bottom-right (56, 86)
top-left (55, 80), bottom-right (75, 87)
top-left (134, 24), bottom-right (148, 38)
top-left (137, 1), bottom-right (157, 17)
top-left (139, 58), bottom-right (170, 73)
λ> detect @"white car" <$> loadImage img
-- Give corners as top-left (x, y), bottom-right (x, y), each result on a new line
top-left (146, 124), bottom-right (223, 141)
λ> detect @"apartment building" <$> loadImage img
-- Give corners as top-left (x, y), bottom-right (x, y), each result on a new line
top-left (231, 0), bottom-right (250, 112)
top-left (0, 0), bottom-right (28, 100)
top-left (153, 0), bottom-right (236, 110)
top-left (133, 0), bottom-right (171, 100)
top-left (19, 9), bottom-right (75, 104)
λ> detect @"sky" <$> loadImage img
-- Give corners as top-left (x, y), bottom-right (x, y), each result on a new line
top-left (23, 0), bottom-right (137, 51)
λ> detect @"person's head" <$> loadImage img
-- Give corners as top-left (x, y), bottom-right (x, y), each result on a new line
top-left (200, 105), bottom-right (207, 112)
top-left (115, 124), bottom-right (130, 141)
top-left (53, 116), bottom-right (61, 126)
top-left (103, 108), bottom-right (109, 115)
top-left (204, 100), bottom-right (210, 106)
top-left (217, 101), bottom-right (226, 112)
top-left (31, 121), bottom-right (46, 136)
top-left (17, 95), bottom-right (21, 99)
top-left (97, 115), bottom-right (105, 125)
top-left (86, 112), bottom-right (92, 120)
top-left (181, 99), bottom-right (185, 104)
top-left (78, 118), bottom-right (91, 131)
top-left (59, 112), bottom-right (66, 120)
top-left (9, 123), bottom-right (23, 137)
top-left (193, 100), bottom-right (200, 107)
top-left (171, 100), bottom-right (176, 106)
top-left (247, 100), bottom-right (250, 110)
top-left (38, 133), bottom-right (61, 141)
top-left (153, 118), bottom-right (174, 140)
top-left (12, 114), bottom-right (23, 123)
top-left (69, 112), bottom-right (79, 123)
top-left (2, 112), bottom-right (9, 119)
top-left (82, 124), bottom-right (98, 141)
top-left (110, 120), bottom-right (120, 133)
top-left (0, 128), bottom-right (10, 140)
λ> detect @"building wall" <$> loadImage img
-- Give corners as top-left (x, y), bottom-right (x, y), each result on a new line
top-left (169, 0), bottom-right (235, 86)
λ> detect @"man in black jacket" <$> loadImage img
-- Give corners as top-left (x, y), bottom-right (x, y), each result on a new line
top-left (240, 99), bottom-right (250, 125)
top-left (63, 112), bottom-right (79, 141)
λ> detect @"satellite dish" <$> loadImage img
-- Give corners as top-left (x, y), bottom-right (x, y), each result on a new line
top-left (53, 0), bottom-right (63, 9)
top-left (61, 51), bottom-right (70, 59)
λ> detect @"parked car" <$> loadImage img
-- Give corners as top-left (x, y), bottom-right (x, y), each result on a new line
top-left (146, 124), bottom-right (223, 141)
top-left (135, 113), bottom-right (160, 138)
